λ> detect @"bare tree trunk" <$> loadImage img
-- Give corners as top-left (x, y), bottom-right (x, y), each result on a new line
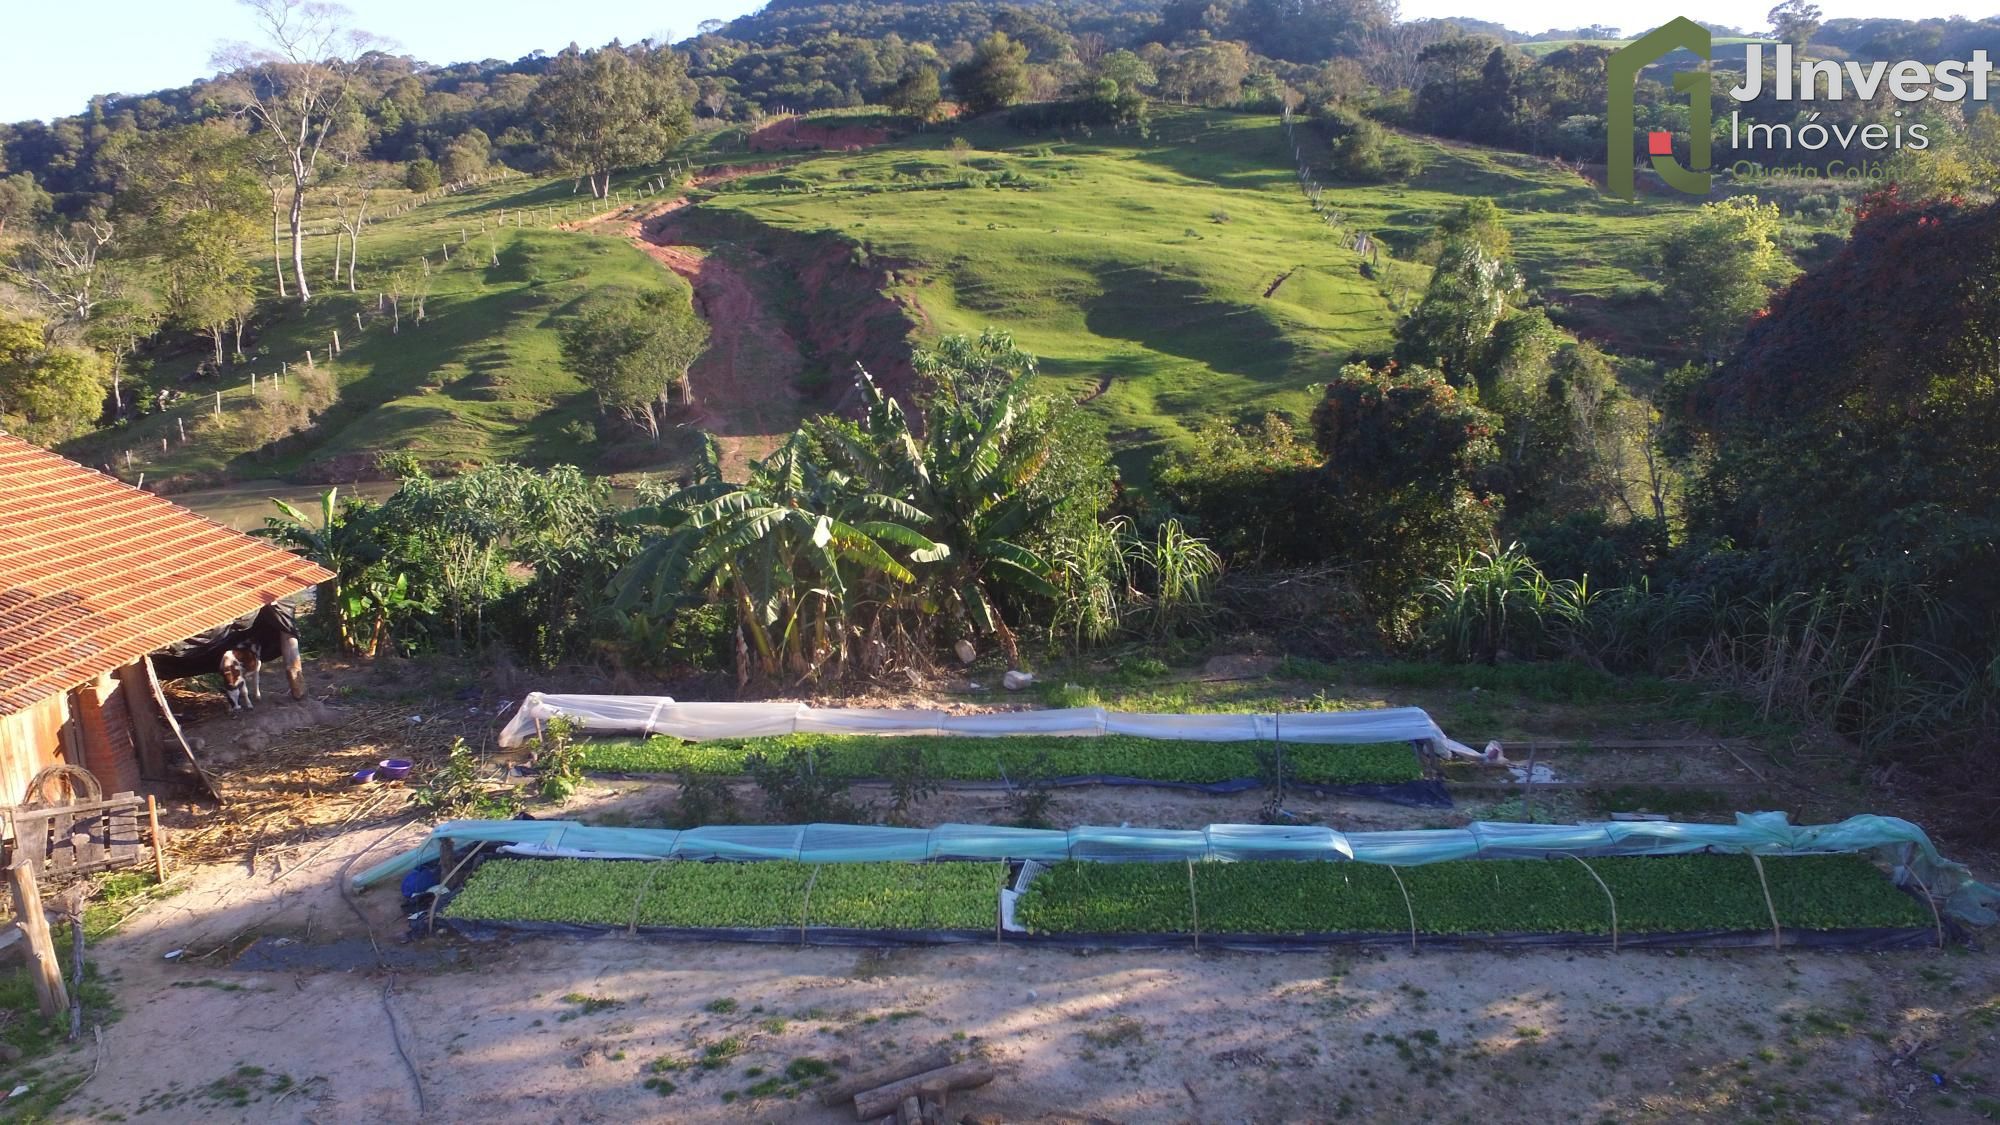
top-left (347, 196), bottom-right (365, 291)
top-left (232, 318), bottom-right (245, 360)
top-left (330, 228), bottom-right (345, 283)
top-left (289, 175), bottom-right (312, 302)
top-left (207, 326), bottom-right (225, 367)
top-left (270, 186), bottom-right (288, 299)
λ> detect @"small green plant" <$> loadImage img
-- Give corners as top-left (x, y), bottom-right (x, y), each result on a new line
top-left (705, 997), bottom-right (738, 1014)
top-left (1252, 741), bottom-right (1291, 824)
top-left (1002, 749), bottom-right (1058, 828)
top-left (700, 1037), bottom-right (744, 1069)
top-left (745, 747), bottom-right (867, 822)
top-left (558, 993), bottom-right (624, 1021)
top-left (669, 771), bottom-right (740, 828)
top-left (411, 738), bottom-right (516, 819)
top-left (536, 715), bottom-right (586, 801)
top-left (875, 740), bottom-right (938, 824)
top-left (1083, 1016), bottom-right (1146, 1048)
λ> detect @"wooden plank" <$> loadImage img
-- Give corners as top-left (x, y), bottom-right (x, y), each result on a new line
top-left (138, 656), bottom-right (222, 802)
top-left (148, 795), bottom-right (168, 881)
top-left (820, 1049), bottom-right (956, 1108)
top-left (46, 809), bottom-right (75, 875)
top-left (854, 1062), bottom-right (996, 1120)
top-left (7, 858), bottom-right (68, 1017)
top-left (6, 796), bottom-right (150, 879)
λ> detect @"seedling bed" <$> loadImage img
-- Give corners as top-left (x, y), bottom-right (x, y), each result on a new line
top-left (439, 852), bottom-right (1938, 951)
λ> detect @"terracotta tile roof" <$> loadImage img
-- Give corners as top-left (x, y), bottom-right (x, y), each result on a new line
top-left (0, 432), bottom-right (333, 714)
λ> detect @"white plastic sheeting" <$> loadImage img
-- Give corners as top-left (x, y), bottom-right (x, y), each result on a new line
top-left (497, 693), bottom-right (1477, 757)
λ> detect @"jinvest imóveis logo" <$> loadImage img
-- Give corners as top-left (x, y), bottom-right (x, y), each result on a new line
top-left (1607, 17), bottom-right (1713, 198)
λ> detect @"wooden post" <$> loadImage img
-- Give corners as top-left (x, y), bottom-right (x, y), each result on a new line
top-left (332, 330), bottom-right (341, 356)
top-left (214, 390), bottom-right (222, 415)
top-left (250, 371), bottom-right (257, 396)
top-left (147, 795), bottom-right (168, 882)
top-left (7, 859), bottom-right (69, 1018)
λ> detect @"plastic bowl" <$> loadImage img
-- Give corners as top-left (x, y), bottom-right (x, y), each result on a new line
top-left (351, 768), bottom-right (377, 785)
top-left (377, 759), bottom-right (413, 780)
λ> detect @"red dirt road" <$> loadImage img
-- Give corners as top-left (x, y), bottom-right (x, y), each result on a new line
top-left (613, 201), bottom-right (811, 477)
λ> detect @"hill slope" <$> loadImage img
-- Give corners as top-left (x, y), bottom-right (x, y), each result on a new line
top-left (69, 108), bottom-right (1699, 494)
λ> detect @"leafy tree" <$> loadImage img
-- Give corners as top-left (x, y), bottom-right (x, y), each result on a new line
top-left (530, 45), bottom-right (694, 198)
top-left (1309, 362), bottom-right (1500, 605)
top-left (558, 288), bottom-right (709, 440)
top-left (1322, 105), bottom-right (1418, 181)
top-left (1155, 414), bottom-right (1328, 565)
top-left (950, 32), bottom-right (1030, 115)
top-left (1158, 41), bottom-right (1252, 106)
top-left (0, 318), bottom-right (109, 444)
top-left (1395, 237), bottom-right (1517, 380)
top-left (1768, 0), bottom-right (1823, 50)
top-left (1656, 198), bottom-right (1794, 359)
top-left (884, 68), bottom-right (942, 122)
top-left (1481, 312), bottom-right (1630, 520)
top-left (404, 157), bottom-right (442, 192)
top-left (1096, 49), bottom-right (1158, 93)
top-left (0, 172), bottom-right (50, 236)
top-left (1431, 198), bottom-right (1511, 262)
top-left (912, 326), bottom-right (1038, 408)
top-left (1691, 195), bottom-right (2000, 635)
top-left (438, 128), bottom-right (492, 183)
top-left (114, 123), bottom-right (264, 365)
top-left (258, 487), bottom-right (393, 654)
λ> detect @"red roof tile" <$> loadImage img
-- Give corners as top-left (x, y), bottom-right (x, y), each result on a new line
top-left (0, 432), bottom-right (333, 713)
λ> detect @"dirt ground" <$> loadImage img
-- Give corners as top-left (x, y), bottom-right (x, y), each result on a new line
top-left (14, 661), bottom-right (2000, 1123)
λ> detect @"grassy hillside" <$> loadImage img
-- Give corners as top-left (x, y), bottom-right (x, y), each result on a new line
top-left (678, 108), bottom-right (1691, 473)
top-left (71, 107), bottom-right (1707, 493)
top-left (63, 175), bottom-right (695, 487)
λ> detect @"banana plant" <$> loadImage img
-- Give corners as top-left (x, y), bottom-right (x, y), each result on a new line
top-left (820, 368), bottom-right (1060, 668)
top-left (257, 487), bottom-right (381, 654)
top-left (612, 431), bottom-right (947, 684)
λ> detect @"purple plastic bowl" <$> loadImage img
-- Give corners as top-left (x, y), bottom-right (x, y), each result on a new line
top-left (351, 768), bottom-right (377, 785)
top-left (377, 758), bottom-right (413, 780)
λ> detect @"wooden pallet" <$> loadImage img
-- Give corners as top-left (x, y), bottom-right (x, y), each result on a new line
top-left (3, 792), bottom-right (159, 879)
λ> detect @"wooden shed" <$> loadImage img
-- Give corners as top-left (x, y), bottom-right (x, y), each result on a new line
top-left (0, 432), bottom-right (332, 805)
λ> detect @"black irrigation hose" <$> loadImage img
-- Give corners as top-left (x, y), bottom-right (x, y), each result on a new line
top-left (586, 771), bottom-right (1454, 808)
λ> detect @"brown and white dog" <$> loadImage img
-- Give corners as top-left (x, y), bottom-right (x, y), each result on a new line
top-left (155, 602), bottom-right (306, 714)
top-left (216, 633), bottom-right (303, 712)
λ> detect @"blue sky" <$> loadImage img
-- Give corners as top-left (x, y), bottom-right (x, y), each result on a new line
top-left (2, 0), bottom-right (1994, 124)
top-left (0, 0), bottom-right (764, 123)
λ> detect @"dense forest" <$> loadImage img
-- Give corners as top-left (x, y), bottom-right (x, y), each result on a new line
top-left (4, 0), bottom-right (2000, 830)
